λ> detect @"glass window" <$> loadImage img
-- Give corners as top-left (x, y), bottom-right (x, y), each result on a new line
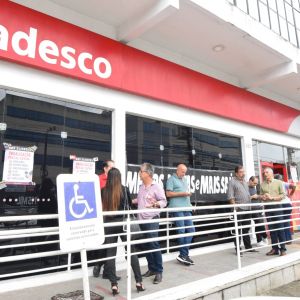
top-left (286, 2), bottom-right (295, 22)
top-left (236, 0), bottom-right (249, 13)
top-left (259, 2), bottom-right (271, 27)
top-left (268, 0), bottom-right (278, 10)
top-left (249, 1), bottom-right (260, 20)
top-left (0, 91), bottom-right (112, 275)
top-left (279, 16), bottom-right (290, 39)
top-left (0, 93), bottom-right (111, 189)
top-left (288, 23), bottom-right (298, 44)
top-left (270, 10), bottom-right (281, 33)
top-left (287, 148), bottom-right (300, 182)
top-left (292, 0), bottom-right (300, 10)
top-left (253, 140), bottom-right (300, 183)
top-left (277, 0), bottom-right (286, 17)
top-left (258, 142), bottom-right (285, 163)
top-left (126, 114), bottom-right (242, 171)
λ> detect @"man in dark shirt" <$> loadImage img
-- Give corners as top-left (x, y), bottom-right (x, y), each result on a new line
top-left (227, 165), bottom-right (256, 255)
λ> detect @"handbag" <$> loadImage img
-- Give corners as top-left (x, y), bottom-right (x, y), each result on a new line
top-left (123, 186), bottom-right (143, 240)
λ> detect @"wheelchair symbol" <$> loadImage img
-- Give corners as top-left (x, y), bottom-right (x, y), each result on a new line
top-left (69, 183), bottom-right (94, 219)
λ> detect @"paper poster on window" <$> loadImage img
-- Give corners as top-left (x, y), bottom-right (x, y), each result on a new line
top-left (2, 143), bottom-right (37, 184)
top-left (290, 165), bottom-right (298, 182)
top-left (70, 155), bottom-right (98, 175)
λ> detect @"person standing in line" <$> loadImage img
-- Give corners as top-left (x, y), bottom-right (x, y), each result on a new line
top-left (227, 165), bottom-right (257, 256)
top-left (166, 163), bottom-right (195, 266)
top-left (274, 173), bottom-right (296, 244)
top-left (248, 176), bottom-right (268, 247)
top-left (133, 163), bottom-right (167, 284)
top-left (99, 160), bottom-right (115, 189)
top-left (97, 168), bottom-right (145, 295)
top-left (260, 168), bottom-right (286, 256)
top-left (93, 159), bottom-right (121, 279)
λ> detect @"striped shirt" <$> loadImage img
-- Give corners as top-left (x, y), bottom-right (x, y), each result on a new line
top-left (137, 181), bottom-right (167, 220)
top-left (227, 176), bottom-right (251, 210)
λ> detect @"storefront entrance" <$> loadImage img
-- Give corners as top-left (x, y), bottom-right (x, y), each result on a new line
top-left (0, 90), bottom-right (112, 277)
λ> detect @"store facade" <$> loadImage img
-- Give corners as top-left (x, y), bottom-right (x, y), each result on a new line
top-left (0, 0), bottom-right (300, 276)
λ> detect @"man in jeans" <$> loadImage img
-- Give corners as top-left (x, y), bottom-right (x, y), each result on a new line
top-left (166, 163), bottom-right (195, 266)
top-left (261, 168), bottom-right (286, 256)
top-left (274, 174), bottom-right (296, 244)
top-left (135, 163), bottom-right (167, 284)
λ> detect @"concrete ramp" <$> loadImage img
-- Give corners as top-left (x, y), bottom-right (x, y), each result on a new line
top-left (1, 243), bottom-right (300, 300)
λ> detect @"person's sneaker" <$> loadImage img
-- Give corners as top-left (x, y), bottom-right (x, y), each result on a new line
top-left (186, 256), bottom-right (195, 265)
top-left (257, 241), bottom-right (265, 247)
top-left (263, 238), bottom-right (269, 245)
top-left (245, 248), bottom-right (259, 253)
top-left (176, 255), bottom-right (192, 265)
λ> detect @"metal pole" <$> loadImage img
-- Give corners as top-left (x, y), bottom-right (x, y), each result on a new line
top-left (80, 249), bottom-right (91, 300)
top-left (233, 208), bottom-right (242, 270)
top-left (67, 253), bottom-right (72, 271)
top-left (166, 211), bottom-right (170, 254)
top-left (126, 215), bottom-right (132, 300)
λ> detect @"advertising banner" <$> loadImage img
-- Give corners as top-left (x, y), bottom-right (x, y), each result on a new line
top-left (126, 164), bottom-right (233, 203)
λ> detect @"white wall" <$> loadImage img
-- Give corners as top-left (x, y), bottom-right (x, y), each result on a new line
top-left (0, 60), bottom-right (299, 181)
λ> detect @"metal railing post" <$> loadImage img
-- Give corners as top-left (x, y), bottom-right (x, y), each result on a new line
top-left (126, 214), bottom-right (132, 300)
top-left (67, 253), bottom-right (72, 271)
top-left (166, 211), bottom-right (170, 254)
top-left (233, 207), bottom-right (242, 270)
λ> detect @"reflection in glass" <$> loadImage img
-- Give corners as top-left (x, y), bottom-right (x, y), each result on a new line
top-left (126, 115), bottom-right (242, 171)
top-left (0, 92), bottom-right (112, 276)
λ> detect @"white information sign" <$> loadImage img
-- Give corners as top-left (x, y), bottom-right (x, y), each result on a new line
top-left (2, 143), bottom-right (37, 184)
top-left (56, 174), bottom-right (104, 252)
top-left (70, 155), bottom-right (98, 175)
top-left (290, 166), bottom-right (299, 183)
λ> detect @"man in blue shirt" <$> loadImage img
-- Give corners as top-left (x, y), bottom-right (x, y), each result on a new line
top-left (166, 163), bottom-right (195, 266)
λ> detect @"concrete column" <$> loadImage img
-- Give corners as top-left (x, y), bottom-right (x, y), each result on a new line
top-left (111, 108), bottom-right (126, 184)
top-left (241, 135), bottom-right (255, 180)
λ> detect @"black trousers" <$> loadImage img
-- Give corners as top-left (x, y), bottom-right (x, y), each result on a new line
top-left (94, 223), bottom-right (142, 284)
top-left (265, 205), bottom-right (286, 252)
top-left (252, 211), bottom-right (268, 242)
top-left (234, 210), bottom-right (252, 250)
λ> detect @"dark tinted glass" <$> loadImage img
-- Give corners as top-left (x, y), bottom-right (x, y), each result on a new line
top-left (126, 115), bottom-right (242, 170)
top-left (0, 91), bottom-right (111, 275)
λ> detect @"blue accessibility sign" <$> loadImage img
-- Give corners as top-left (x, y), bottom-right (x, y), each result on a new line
top-left (64, 182), bottom-right (97, 222)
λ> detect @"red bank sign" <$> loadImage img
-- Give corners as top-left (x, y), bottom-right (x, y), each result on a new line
top-left (0, 25), bottom-right (111, 79)
top-left (0, 0), bottom-right (299, 134)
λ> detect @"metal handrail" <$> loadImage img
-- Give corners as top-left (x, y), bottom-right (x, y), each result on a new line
top-left (0, 200), bottom-right (299, 299)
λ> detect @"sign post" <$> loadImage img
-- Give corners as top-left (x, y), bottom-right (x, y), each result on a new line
top-left (56, 174), bottom-right (104, 300)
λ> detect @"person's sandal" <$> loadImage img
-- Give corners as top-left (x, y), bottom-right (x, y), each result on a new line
top-left (111, 283), bottom-right (119, 296)
top-left (136, 282), bottom-right (146, 292)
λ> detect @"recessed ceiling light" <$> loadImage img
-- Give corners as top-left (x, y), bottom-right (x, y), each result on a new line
top-left (212, 44), bottom-right (225, 52)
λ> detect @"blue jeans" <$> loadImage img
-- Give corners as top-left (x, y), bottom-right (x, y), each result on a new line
top-left (171, 211), bottom-right (195, 257)
top-left (140, 219), bottom-right (163, 273)
top-left (282, 203), bottom-right (293, 242)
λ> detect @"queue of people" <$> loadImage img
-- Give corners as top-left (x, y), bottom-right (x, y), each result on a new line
top-left (94, 161), bottom-right (296, 296)
top-left (94, 161), bottom-right (195, 295)
top-left (228, 165), bottom-right (295, 257)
